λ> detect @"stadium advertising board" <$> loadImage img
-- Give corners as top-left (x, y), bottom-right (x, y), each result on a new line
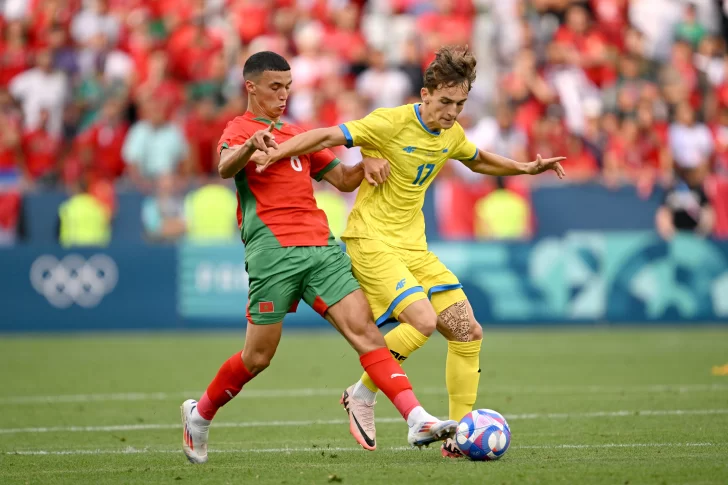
top-left (1, 232), bottom-right (726, 331)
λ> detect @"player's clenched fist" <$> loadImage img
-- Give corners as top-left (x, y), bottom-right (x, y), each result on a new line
top-left (362, 157), bottom-right (390, 187)
top-left (247, 122), bottom-right (278, 154)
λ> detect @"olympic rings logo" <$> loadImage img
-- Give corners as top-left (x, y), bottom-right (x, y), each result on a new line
top-left (30, 254), bottom-right (118, 309)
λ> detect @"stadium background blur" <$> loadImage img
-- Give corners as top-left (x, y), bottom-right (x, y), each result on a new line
top-left (0, 0), bottom-right (728, 330)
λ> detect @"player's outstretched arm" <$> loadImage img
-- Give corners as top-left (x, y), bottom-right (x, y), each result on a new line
top-left (218, 123), bottom-right (278, 179)
top-left (254, 126), bottom-right (347, 173)
top-left (323, 157), bottom-right (391, 192)
top-left (463, 151), bottom-right (566, 179)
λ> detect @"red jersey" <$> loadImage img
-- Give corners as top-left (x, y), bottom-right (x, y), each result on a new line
top-left (22, 129), bottom-right (60, 179)
top-left (217, 112), bottom-right (341, 253)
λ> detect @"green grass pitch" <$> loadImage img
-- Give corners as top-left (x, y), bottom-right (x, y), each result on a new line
top-left (1, 328), bottom-right (727, 484)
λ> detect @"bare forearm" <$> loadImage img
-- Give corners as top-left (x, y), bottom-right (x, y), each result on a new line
top-left (275, 128), bottom-right (342, 160)
top-left (339, 162), bottom-right (364, 192)
top-left (218, 141), bottom-right (256, 179)
top-left (469, 151), bottom-right (529, 176)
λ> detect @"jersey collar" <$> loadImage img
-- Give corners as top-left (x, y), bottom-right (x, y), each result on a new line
top-left (243, 111), bottom-right (284, 130)
top-left (414, 104), bottom-right (441, 136)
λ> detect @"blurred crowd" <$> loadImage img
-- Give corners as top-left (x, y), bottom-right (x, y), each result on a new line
top-left (1, 0), bottom-right (728, 245)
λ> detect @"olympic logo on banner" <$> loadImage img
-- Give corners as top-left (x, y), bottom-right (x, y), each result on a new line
top-left (29, 254), bottom-right (118, 309)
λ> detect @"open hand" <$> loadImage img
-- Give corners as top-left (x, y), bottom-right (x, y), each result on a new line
top-left (529, 154), bottom-right (566, 179)
top-left (362, 157), bottom-right (390, 186)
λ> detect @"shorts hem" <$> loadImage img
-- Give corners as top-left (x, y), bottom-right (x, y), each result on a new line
top-left (427, 283), bottom-right (463, 299)
top-left (314, 282), bottom-right (360, 316)
top-left (375, 286), bottom-right (424, 327)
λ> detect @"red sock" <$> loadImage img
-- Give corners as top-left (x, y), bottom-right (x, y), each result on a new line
top-left (360, 347), bottom-right (420, 420)
top-left (197, 351), bottom-right (254, 420)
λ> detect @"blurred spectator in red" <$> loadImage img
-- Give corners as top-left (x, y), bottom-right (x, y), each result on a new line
top-left (79, 97), bottom-right (129, 182)
top-left (122, 97), bottom-right (188, 193)
top-left (415, 0), bottom-right (473, 47)
top-left (711, 104), bottom-right (728, 178)
top-left (325, 4), bottom-right (367, 66)
top-left (669, 101), bottom-right (714, 173)
top-left (553, 3), bottom-right (614, 87)
top-left (71, 0), bottom-right (120, 48)
top-left (563, 133), bottom-right (600, 181)
top-left (29, 0), bottom-right (79, 47)
top-left (356, 48), bottom-right (412, 112)
top-left (231, 0), bottom-right (273, 46)
top-left (674, 2), bottom-right (707, 49)
top-left (0, 170), bottom-right (22, 245)
top-left (500, 48), bottom-right (555, 136)
top-left (529, 104), bottom-right (568, 160)
top-left (20, 109), bottom-right (61, 184)
top-left (289, 21), bottom-right (334, 122)
top-left (8, 48), bottom-right (68, 136)
top-left (591, 0), bottom-right (629, 48)
top-left (0, 112), bottom-right (23, 175)
top-left (0, 21), bottom-right (31, 87)
top-left (135, 50), bottom-right (184, 111)
top-left (604, 117), bottom-right (660, 193)
top-left (167, 16), bottom-right (223, 83)
top-left (188, 52), bottom-right (228, 107)
top-left (185, 96), bottom-right (225, 178)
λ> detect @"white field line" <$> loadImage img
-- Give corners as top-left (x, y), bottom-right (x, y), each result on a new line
top-left (2, 442), bottom-right (716, 456)
top-left (2, 383), bottom-right (727, 405)
top-left (1, 409), bottom-right (727, 435)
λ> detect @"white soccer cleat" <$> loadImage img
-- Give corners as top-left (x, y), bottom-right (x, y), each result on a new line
top-left (180, 399), bottom-right (210, 464)
top-left (340, 385), bottom-right (377, 450)
top-left (408, 418), bottom-right (458, 449)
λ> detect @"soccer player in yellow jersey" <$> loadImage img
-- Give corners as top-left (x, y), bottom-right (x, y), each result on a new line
top-left (253, 46), bottom-right (566, 457)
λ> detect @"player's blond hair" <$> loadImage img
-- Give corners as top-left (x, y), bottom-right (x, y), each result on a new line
top-left (423, 45), bottom-right (477, 93)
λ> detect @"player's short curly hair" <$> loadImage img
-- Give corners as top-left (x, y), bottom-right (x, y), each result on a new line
top-left (423, 46), bottom-right (477, 93)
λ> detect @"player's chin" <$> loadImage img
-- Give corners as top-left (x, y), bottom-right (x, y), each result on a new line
top-left (439, 119), bottom-right (455, 129)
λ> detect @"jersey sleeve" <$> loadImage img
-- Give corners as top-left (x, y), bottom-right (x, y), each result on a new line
top-left (217, 118), bottom-right (249, 154)
top-left (310, 148), bottom-right (341, 182)
top-left (339, 108), bottom-right (395, 150)
top-left (451, 124), bottom-right (479, 162)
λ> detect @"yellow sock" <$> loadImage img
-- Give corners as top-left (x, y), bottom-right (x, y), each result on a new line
top-left (360, 323), bottom-right (430, 392)
top-left (446, 339), bottom-right (482, 421)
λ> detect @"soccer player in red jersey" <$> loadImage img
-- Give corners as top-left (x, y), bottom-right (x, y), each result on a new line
top-left (180, 51), bottom-right (457, 464)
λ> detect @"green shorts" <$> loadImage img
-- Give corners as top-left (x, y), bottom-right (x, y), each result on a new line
top-left (245, 245), bottom-right (360, 325)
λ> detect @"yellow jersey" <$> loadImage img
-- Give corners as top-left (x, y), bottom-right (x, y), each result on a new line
top-left (339, 103), bottom-right (478, 250)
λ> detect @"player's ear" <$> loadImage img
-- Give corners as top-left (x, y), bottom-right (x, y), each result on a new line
top-left (420, 87), bottom-right (429, 103)
top-left (244, 79), bottom-right (256, 95)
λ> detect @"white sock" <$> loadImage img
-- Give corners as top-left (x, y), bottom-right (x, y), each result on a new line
top-left (352, 379), bottom-right (377, 405)
top-left (406, 406), bottom-right (436, 427)
top-left (191, 406), bottom-right (211, 426)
